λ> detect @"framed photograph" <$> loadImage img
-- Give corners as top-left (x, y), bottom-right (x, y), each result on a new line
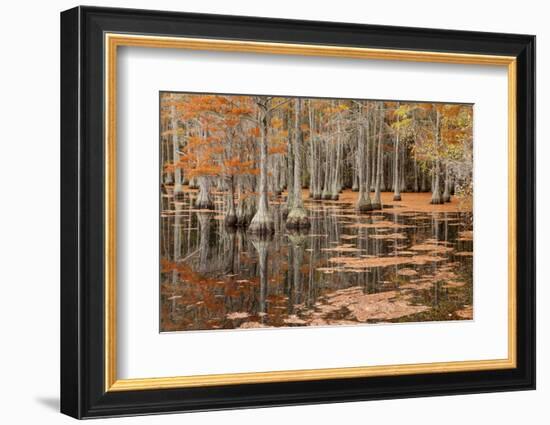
top-left (60, 6), bottom-right (535, 419)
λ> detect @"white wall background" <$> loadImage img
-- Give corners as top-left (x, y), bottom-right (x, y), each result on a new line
top-left (0, 0), bottom-right (545, 423)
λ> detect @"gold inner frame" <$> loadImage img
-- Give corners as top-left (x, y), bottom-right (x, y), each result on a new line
top-left (104, 33), bottom-right (517, 392)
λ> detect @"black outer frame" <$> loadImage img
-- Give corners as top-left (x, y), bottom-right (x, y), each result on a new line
top-left (60, 5), bottom-right (535, 419)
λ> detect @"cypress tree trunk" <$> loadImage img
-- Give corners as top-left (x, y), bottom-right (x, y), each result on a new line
top-left (173, 202), bottom-right (182, 262)
top-left (188, 176), bottom-right (198, 189)
top-left (372, 104), bottom-right (384, 209)
top-left (322, 139), bottom-right (331, 199)
top-left (280, 158), bottom-right (287, 191)
top-left (400, 143), bottom-right (406, 192)
top-left (315, 130), bottom-right (322, 199)
top-left (225, 176), bottom-right (237, 226)
top-left (273, 155), bottom-right (282, 196)
top-left (380, 152), bottom-right (386, 192)
top-left (431, 163), bottom-right (442, 204)
top-left (413, 156), bottom-right (419, 192)
top-left (443, 162), bottom-right (451, 202)
top-left (352, 154), bottom-right (359, 191)
top-left (330, 121), bottom-right (342, 200)
top-left (236, 180), bottom-right (256, 227)
top-left (249, 109), bottom-right (274, 234)
top-left (286, 99), bottom-right (310, 229)
top-left (308, 100), bottom-right (321, 200)
top-left (284, 113), bottom-right (294, 214)
top-left (308, 102), bottom-right (315, 199)
top-left (197, 212), bottom-right (212, 273)
top-left (370, 130), bottom-right (376, 192)
top-left (393, 108), bottom-right (401, 201)
top-left (162, 137), bottom-right (173, 184)
top-left (356, 116), bottom-right (372, 212)
top-left (195, 177), bottom-right (214, 209)
top-left (171, 95), bottom-right (184, 200)
top-left (181, 135), bottom-right (189, 185)
top-left (421, 169), bottom-right (427, 192)
top-left (431, 110), bottom-right (444, 205)
top-left (365, 116), bottom-right (372, 203)
top-left (235, 181), bottom-right (247, 226)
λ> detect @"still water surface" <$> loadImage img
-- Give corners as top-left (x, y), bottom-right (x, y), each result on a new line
top-left (160, 189), bottom-right (473, 332)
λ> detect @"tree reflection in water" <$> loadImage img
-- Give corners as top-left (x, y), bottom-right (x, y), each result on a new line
top-left (160, 190), bottom-right (473, 332)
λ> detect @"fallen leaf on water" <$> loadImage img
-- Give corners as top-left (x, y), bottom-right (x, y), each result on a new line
top-left (409, 255), bottom-right (446, 265)
top-left (321, 245), bottom-right (361, 253)
top-left (397, 268), bottom-right (418, 276)
top-left (328, 256), bottom-right (412, 268)
top-left (423, 238), bottom-right (453, 245)
top-left (319, 288), bottom-right (429, 321)
top-left (369, 232), bottom-right (407, 240)
top-left (444, 280), bottom-right (466, 288)
top-left (347, 220), bottom-right (409, 229)
top-left (410, 243), bottom-right (454, 253)
top-left (434, 271), bottom-right (458, 280)
top-left (226, 312), bottom-right (249, 320)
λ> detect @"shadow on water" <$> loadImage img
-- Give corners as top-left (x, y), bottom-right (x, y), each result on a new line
top-left (160, 189), bottom-right (473, 331)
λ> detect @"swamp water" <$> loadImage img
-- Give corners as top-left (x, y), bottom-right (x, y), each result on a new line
top-left (160, 189), bottom-right (473, 332)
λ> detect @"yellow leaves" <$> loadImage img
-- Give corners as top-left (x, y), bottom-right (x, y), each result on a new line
top-left (324, 103), bottom-right (349, 115)
top-left (416, 103), bottom-right (435, 112)
top-left (441, 128), bottom-right (465, 145)
top-left (393, 103), bottom-right (413, 118)
top-left (392, 116), bottom-right (413, 131)
top-left (271, 117), bottom-right (283, 129)
top-left (441, 104), bottom-right (462, 118)
top-left (162, 93), bottom-right (473, 191)
top-left (410, 101), bottom-right (472, 165)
